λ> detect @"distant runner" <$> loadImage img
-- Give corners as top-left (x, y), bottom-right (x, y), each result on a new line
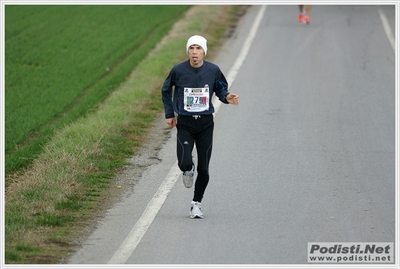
top-left (298, 5), bottom-right (312, 24)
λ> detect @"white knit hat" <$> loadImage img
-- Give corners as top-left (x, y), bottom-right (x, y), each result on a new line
top-left (186, 35), bottom-right (207, 55)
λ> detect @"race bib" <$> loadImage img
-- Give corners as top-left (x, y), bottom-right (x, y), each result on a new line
top-left (184, 86), bottom-right (210, 112)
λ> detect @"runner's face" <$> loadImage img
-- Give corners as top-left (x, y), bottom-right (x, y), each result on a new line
top-left (188, 44), bottom-right (204, 67)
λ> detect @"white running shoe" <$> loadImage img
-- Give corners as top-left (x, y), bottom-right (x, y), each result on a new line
top-left (182, 157), bottom-right (195, 188)
top-left (190, 201), bottom-right (203, 219)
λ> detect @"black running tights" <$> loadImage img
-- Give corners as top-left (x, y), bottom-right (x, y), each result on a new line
top-left (176, 115), bottom-right (214, 203)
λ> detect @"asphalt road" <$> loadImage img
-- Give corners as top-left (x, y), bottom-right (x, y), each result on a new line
top-left (68, 5), bottom-right (396, 265)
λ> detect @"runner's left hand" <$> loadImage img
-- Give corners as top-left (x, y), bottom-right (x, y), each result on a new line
top-left (226, 93), bottom-right (239, 106)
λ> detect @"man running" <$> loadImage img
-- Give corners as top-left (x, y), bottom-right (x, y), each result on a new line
top-left (161, 35), bottom-right (239, 219)
top-left (298, 5), bottom-right (312, 24)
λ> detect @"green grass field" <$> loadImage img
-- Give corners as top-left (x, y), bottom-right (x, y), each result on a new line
top-left (5, 5), bottom-right (189, 174)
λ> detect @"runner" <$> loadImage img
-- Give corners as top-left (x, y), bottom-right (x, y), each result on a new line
top-left (161, 35), bottom-right (239, 218)
top-left (298, 5), bottom-right (312, 24)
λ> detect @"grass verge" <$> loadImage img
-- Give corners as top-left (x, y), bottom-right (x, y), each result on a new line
top-left (5, 5), bottom-right (246, 264)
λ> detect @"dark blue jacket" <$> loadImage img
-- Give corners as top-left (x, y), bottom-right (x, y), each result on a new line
top-left (162, 60), bottom-right (229, 118)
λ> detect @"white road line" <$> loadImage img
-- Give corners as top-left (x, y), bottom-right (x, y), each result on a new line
top-left (108, 164), bottom-right (181, 264)
top-left (107, 5), bottom-right (267, 264)
top-left (378, 8), bottom-right (395, 52)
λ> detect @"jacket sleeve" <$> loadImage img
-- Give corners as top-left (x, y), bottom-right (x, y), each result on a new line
top-left (214, 68), bottom-right (229, 104)
top-left (161, 68), bottom-right (176, 118)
